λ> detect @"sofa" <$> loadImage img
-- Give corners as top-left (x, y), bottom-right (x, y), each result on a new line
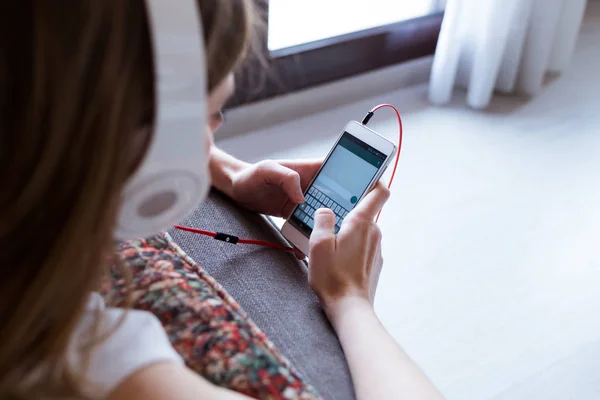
top-left (169, 189), bottom-right (355, 399)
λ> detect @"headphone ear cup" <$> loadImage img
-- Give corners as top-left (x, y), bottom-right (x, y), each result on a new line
top-left (115, 168), bottom-right (209, 239)
top-left (116, 0), bottom-right (209, 240)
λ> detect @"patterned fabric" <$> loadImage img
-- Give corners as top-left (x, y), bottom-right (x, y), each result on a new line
top-left (102, 233), bottom-right (322, 400)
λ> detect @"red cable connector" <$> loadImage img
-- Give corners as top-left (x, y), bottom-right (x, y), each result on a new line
top-left (174, 225), bottom-right (295, 252)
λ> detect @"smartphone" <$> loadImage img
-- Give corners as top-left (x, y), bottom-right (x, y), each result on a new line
top-left (281, 121), bottom-right (397, 255)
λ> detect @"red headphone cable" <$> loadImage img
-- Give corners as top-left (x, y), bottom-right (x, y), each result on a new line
top-left (361, 104), bottom-right (403, 222)
top-left (173, 224), bottom-right (294, 251)
top-left (174, 104), bottom-right (403, 251)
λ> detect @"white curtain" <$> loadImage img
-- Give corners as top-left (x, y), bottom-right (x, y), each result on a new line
top-left (428, 0), bottom-right (588, 109)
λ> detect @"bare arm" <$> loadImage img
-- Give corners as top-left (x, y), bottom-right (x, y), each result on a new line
top-left (209, 145), bottom-right (249, 197)
top-left (328, 297), bottom-right (444, 400)
top-left (109, 362), bottom-right (252, 400)
top-left (309, 185), bottom-right (445, 400)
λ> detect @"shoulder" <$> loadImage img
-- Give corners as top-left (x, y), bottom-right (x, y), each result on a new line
top-left (70, 293), bottom-right (183, 399)
top-left (108, 362), bottom-right (251, 400)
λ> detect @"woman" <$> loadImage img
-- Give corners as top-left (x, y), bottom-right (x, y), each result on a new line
top-left (0, 1), bottom-right (444, 399)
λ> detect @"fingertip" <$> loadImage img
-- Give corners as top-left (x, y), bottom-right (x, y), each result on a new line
top-left (314, 207), bottom-right (335, 218)
top-left (313, 208), bottom-right (336, 232)
top-left (374, 180), bottom-right (389, 192)
top-left (381, 185), bottom-right (391, 199)
top-left (293, 247), bottom-right (306, 260)
top-left (372, 181), bottom-right (391, 199)
top-left (287, 171), bottom-right (305, 203)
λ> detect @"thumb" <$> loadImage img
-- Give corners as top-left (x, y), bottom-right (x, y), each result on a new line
top-left (309, 208), bottom-right (337, 256)
top-left (281, 170), bottom-right (305, 204)
top-left (308, 209), bottom-right (337, 289)
top-left (266, 163), bottom-right (305, 203)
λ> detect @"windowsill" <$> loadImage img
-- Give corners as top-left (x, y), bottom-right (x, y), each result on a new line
top-left (219, 55), bottom-right (433, 139)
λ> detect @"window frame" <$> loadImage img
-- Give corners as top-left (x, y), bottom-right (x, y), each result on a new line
top-left (230, 1), bottom-right (444, 107)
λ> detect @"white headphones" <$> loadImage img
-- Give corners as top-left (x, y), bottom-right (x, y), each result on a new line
top-left (115, 0), bottom-right (210, 239)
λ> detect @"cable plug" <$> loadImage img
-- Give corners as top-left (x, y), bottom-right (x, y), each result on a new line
top-left (361, 111), bottom-right (375, 125)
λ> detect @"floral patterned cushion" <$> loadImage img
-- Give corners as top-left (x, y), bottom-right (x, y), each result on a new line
top-left (102, 233), bottom-right (322, 400)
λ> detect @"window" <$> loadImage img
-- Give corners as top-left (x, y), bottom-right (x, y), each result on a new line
top-left (230, 0), bottom-right (444, 106)
top-left (268, 0), bottom-right (443, 53)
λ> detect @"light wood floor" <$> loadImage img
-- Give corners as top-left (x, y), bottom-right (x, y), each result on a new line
top-left (219, 3), bottom-right (600, 399)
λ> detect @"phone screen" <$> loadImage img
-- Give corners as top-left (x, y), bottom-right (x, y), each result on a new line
top-left (290, 132), bottom-right (387, 236)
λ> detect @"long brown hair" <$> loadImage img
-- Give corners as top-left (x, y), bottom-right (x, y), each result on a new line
top-left (0, 1), bottom-right (255, 398)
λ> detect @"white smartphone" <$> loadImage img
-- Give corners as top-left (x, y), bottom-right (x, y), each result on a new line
top-left (281, 120), bottom-right (397, 255)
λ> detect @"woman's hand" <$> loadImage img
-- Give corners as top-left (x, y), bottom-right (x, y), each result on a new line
top-left (209, 147), bottom-right (320, 260)
top-left (229, 159), bottom-right (322, 218)
top-left (308, 185), bottom-right (446, 400)
top-left (308, 183), bottom-right (390, 313)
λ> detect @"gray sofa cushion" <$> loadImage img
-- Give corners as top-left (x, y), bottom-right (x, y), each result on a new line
top-left (169, 189), bottom-right (355, 400)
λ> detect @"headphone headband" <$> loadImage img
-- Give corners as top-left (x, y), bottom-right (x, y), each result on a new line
top-left (115, 0), bottom-right (209, 239)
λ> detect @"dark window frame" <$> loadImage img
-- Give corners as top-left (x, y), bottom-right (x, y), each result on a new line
top-left (230, 1), bottom-right (443, 107)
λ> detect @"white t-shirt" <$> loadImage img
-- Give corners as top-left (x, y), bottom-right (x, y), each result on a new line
top-left (67, 293), bottom-right (183, 399)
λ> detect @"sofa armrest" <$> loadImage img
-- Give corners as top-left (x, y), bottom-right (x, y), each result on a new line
top-left (169, 189), bottom-right (355, 400)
